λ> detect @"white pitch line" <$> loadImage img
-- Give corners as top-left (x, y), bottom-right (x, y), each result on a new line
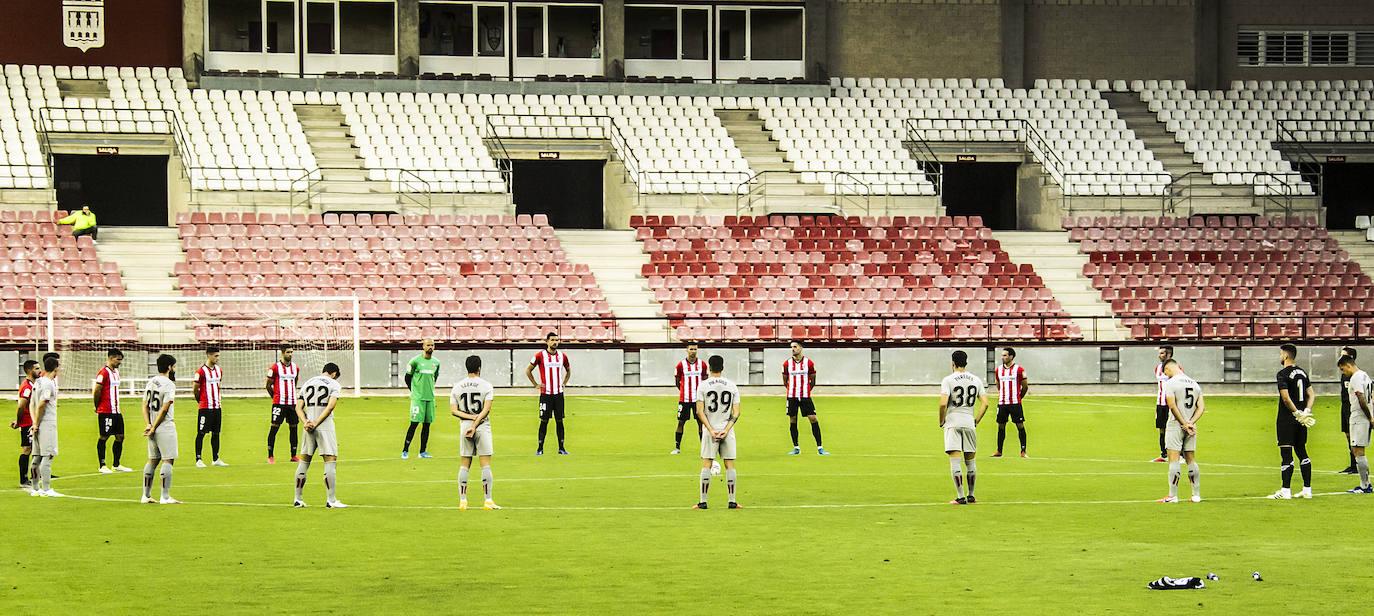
top-left (571, 397), bottom-right (628, 404)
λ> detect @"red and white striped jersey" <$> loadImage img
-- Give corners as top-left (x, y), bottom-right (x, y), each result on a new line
top-left (16, 378), bottom-right (34, 428)
top-left (95, 366), bottom-right (120, 414)
top-left (995, 363), bottom-right (1027, 405)
top-left (267, 362), bottom-right (300, 405)
top-left (675, 358), bottom-right (706, 403)
top-left (1155, 363), bottom-right (1168, 405)
top-left (196, 364), bottom-right (223, 409)
top-left (783, 357), bottom-right (815, 398)
top-left (531, 350), bottom-right (569, 395)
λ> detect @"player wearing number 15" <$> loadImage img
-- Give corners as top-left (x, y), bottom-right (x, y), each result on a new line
top-left (294, 364), bottom-right (346, 509)
top-left (939, 351), bottom-right (988, 505)
top-left (694, 355), bottom-right (741, 510)
top-left (140, 354), bottom-right (181, 504)
top-left (449, 355), bottom-right (498, 510)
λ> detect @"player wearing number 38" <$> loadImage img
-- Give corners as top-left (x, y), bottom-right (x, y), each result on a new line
top-left (940, 351), bottom-right (989, 505)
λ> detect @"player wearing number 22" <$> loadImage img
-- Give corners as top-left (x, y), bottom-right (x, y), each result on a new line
top-left (450, 355), bottom-right (499, 510)
top-left (940, 351), bottom-right (989, 505)
top-left (294, 364), bottom-right (346, 508)
top-left (141, 354), bottom-right (181, 504)
top-left (694, 355), bottom-right (741, 509)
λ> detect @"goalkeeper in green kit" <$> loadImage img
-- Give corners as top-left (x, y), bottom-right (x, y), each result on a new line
top-left (402, 339), bottom-right (441, 459)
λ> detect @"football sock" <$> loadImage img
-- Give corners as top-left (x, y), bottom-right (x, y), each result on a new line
top-left (726, 468), bottom-right (736, 503)
top-left (97, 437), bottom-right (107, 466)
top-left (268, 424), bottom-right (280, 457)
top-left (1351, 450), bottom-right (1358, 469)
top-left (142, 462), bottom-right (155, 499)
top-left (1280, 448), bottom-right (1294, 489)
top-left (700, 468), bottom-right (711, 503)
top-left (403, 421), bottom-right (419, 452)
top-left (1357, 455), bottom-right (1370, 488)
top-left (288, 425), bottom-right (299, 456)
top-left (112, 440), bottom-right (122, 466)
top-left (1187, 462), bottom-right (1200, 497)
top-left (195, 432), bottom-right (206, 459)
top-left (537, 420), bottom-right (548, 449)
top-left (996, 425), bottom-right (1006, 452)
top-left (481, 466), bottom-right (493, 501)
top-left (965, 460), bottom-right (977, 496)
top-left (555, 420), bottom-right (565, 449)
top-left (1017, 425), bottom-right (1027, 451)
top-left (211, 433), bottom-right (221, 460)
top-left (950, 458), bottom-right (964, 499)
top-left (29, 455), bottom-right (40, 487)
top-left (19, 453), bottom-right (29, 484)
top-left (674, 429), bottom-right (683, 449)
top-left (1168, 460), bottom-right (1182, 498)
top-left (159, 462), bottom-right (173, 500)
top-left (810, 422), bottom-right (823, 446)
top-left (38, 457), bottom-right (52, 490)
top-left (458, 465), bottom-right (469, 501)
top-left (294, 459), bottom-right (310, 501)
top-left (789, 422), bottom-right (799, 447)
top-left (323, 461), bottom-right (336, 502)
top-left (419, 423), bottom-right (431, 452)
top-left (1295, 442), bottom-right (1312, 487)
top-left (1158, 433), bottom-right (1166, 457)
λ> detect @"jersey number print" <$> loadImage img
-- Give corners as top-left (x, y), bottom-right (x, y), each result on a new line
top-left (145, 389), bottom-right (164, 411)
top-left (703, 390), bottom-right (733, 414)
top-left (455, 392), bottom-right (483, 414)
top-left (949, 385), bottom-right (978, 407)
top-left (304, 385), bottom-right (330, 407)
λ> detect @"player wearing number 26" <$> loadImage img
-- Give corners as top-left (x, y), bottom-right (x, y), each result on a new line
top-left (693, 355), bottom-right (741, 510)
top-left (939, 351), bottom-right (988, 505)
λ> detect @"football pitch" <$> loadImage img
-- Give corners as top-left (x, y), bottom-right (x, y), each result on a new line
top-left (4, 393), bottom-right (1365, 614)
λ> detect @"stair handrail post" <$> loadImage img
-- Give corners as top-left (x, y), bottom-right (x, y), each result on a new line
top-left (1276, 120), bottom-right (1324, 208)
top-left (902, 117), bottom-right (944, 203)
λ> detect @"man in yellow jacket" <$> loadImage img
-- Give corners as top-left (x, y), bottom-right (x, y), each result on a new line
top-left (58, 205), bottom-right (98, 240)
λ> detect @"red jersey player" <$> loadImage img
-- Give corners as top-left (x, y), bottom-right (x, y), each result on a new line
top-left (672, 342), bottom-right (707, 455)
top-left (12, 359), bottom-right (39, 489)
top-left (992, 347), bottom-right (1030, 458)
top-left (194, 346), bottom-right (228, 467)
top-left (94, 348), bottom-right (131, 473)
top-left (783, 341), bottom-right (828, 455)
top-left (526, 332), bottom-right (571, 455)
top-left (266, 344), bottom-right (301, 463)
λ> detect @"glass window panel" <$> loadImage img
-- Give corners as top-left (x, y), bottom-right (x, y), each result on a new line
top-left (516, 5), bottom-right (544, 58)
top-left (420, 2), bottom-right (474, 56)
top-left (547, 6), bottom-right (600, 59)
top-left (682, 8), bottom-right (708, 60)
top-left (208, 0), bottom-right (263, 53)
top-left (266, 1), bottom-right (296, 54)
top-left (340, 1), bottom-right (396, 54)
top-left (306, 2), bottom-right (335, 54)
top-left (625, 7), bottom-right (675, 60)
top-left (719, 9), bottom-right (746, 61)
top-left (750, 8), bottom-right (802, 61)
top-left (477, 5), bottom-right (505, 57)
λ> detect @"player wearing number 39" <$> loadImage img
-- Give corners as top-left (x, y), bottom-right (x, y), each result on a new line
top-left (294, 364), bottom-right (346, 509)
top-left (450, 355), bottom-right (499, 510)
top-left (694, 355), bottom-right (741, 510)
top-left (939, 351), bottom-right (988, 505)
top-left (141, 355), bottom-right (180, 504)
top-left (1157, 359), bottom-right (1204, 503)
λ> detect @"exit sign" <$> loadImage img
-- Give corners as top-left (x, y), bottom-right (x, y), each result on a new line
top-left (96, 146), bottom-right (118, 155)
top-left (1326, 155), bottom-right (1346, 163)
top-left (538, 151), bottom-right (560, 160)
top-left (956, 154), bottom-right (976, 162)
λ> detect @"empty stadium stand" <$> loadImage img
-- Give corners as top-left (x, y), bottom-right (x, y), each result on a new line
top-left (634, 214), bottom-right (1080, 341)
top-left (1066, 214), bottom-right (1373, 340)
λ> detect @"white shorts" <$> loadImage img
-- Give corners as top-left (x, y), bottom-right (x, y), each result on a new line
top-left (459, 422), bottom-right (494, 458)
top-left (701, 427), bottom-right (737, 460)
top-left (944, 426), bottom-right (977, 453)
top-left (1165, 424), bottom-right (1197, 452)
top-left (147, 424), bottom-right (178, 460)
top-left (33, 424), bottom-right (58, 457)
top-left (1351, 419), bottom-right (1371, 448)
top-left (301, 424), bottom-right (338, 457)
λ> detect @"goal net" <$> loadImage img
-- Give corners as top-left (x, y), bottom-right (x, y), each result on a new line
top-left (41, 296), bottom-right (360, 398)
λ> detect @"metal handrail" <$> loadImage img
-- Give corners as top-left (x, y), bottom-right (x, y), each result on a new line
top-left (481, 115), bottom-right (516, 190)
top-left (830, 171), bottom-right (872, 215)
top-left (900, 117), bottom-right (945, 197)
top-left (1251, 170), bottom-right (1294, 218)
top-left (395, 168), bottom-right (433, 212)
top-left (36, 106), bottom-right (197, 181)
top-left (1163, 170), bottom-right (1299, 218)
top-left (482, 112), bottom-right (644, 187)
top-left (1275, 120), bottom-right (1325, 204)
top-left (734, 170), bottom-right (769, 215)
top-left (288, 168), bottom-right (324, 213)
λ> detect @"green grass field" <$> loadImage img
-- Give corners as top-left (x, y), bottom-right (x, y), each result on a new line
top-left (2, 392), bottom-right (1367, 614)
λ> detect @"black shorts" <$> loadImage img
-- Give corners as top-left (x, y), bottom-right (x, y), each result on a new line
top-left (677, 402), bottom-right (699, 422)
top-left (97, 413), bottom-right (124, 437)
top-left (1277, 418), bottom-right (1309, 447)
top-left (1156, 405), bottom-right (1170, 430)
top-left (19, 427), bottom-right (32, 448)
top-left (539, 393), bottom-right (566, 420)
top-left (786, 397), bottom-right (817, 417)
top-left (198, 409), bottom-right (222, 434)
top-left (271, 404), bottom-right (299, 425)
top-left (1342, 405), bottom-right (1352, 433)
top-left (997, 403), bottom-right (1025, 424)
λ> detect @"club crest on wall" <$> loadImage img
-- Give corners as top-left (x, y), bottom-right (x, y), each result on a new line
top-left (63, 0), bottom-right (105, 52)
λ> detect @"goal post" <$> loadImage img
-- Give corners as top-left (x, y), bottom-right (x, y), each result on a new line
top-left (42, 295), bottom-right (361, 398)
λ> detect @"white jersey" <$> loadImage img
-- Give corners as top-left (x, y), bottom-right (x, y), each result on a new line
top-left (1156, 363), bottom-right (1168, 405)
top-left (694, 376), bottom-right (740, 431)
top-left (33, 375), bottom-right (58, 427)
top-left (1350, 370), bottom-right (1374, 422)
top-left (1162, 374), bottom-right (1201, 427)
top-left (450, 376), bottom-right (496, 427)
top-left (940, 371), bottom-right (986, 429)
top-left (299, 375), bottom-right (342, 428)
top-left (143, 375), bottom-right (178, 427)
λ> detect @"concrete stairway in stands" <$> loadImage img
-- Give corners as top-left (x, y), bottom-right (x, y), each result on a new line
top-left (715, 109), bottom-right (839, 214)
top-left (93, 226), bottom-right (192, 344)
top-left (293, 104), bottom-right (401, 209)
top-left (554, 229), bottom-right (670, 344)
top-left (1331, 230), bottom-right (1374, 274)
top-left (992, 231), bottom-right (1130, 341)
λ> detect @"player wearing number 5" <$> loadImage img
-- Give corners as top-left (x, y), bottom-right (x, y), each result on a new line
top-left (293, 364), bottom-right (346, 509)
top-left (1157, 359), bottom-right (1204, 503)
top-left (939, 351), bottom-right (989, 505)
top-left (694, 355), bottom-right (741, 510)
top-left (450, 355), bottom-right (498, 510)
